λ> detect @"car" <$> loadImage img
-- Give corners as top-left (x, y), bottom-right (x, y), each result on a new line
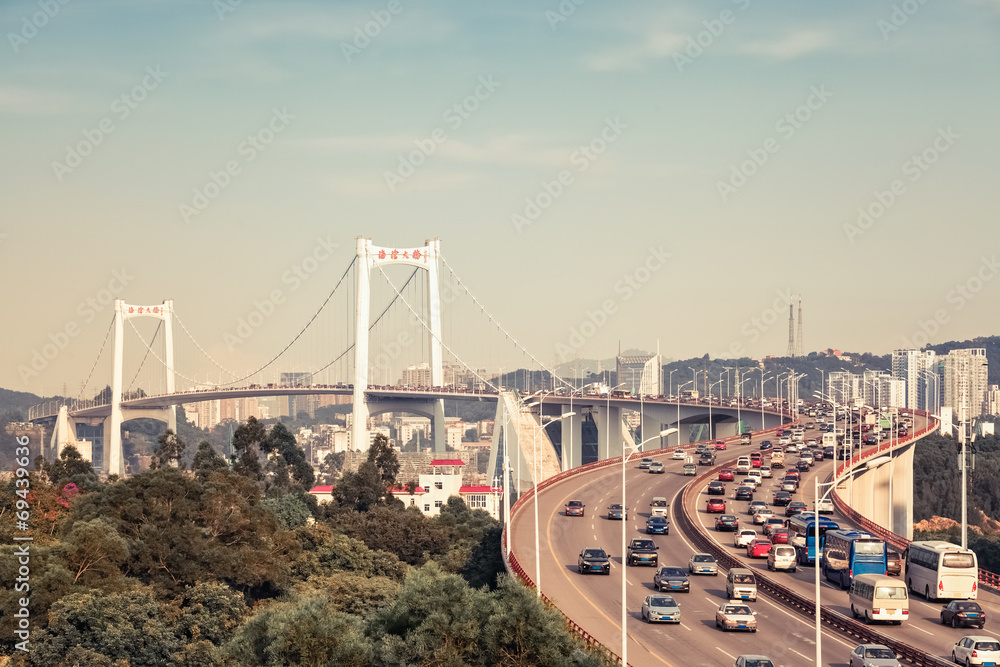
top-left (941, 601), bottom-right (987, 629)
top-left (752, 508), bottom-right (775, 524)
top-left (641, 594), bottom-right (681, 623)
top-left (769, 527), bottom-right (790, 544)
top-left (715, 440), bottom-right (728, 450)
top-left (751, 457), bottom-right (762, 469)
top-left (735, 657), bottom-right (775, 667)
top-left (812, 448), bottom-right (825, 461)
top-left (736, 457), bottom-right (752, 473)
top-left (716, 514), bottom-right (739, 531)
top-left (767, 544), bottom-right (797, 572)
top-left (780, 479), bottom-right (798, 493)
top-left (849, 644), bottom-right (901, 667)
top-left (773, 491), bottom-right (792, 506)
top-left (747, 499), bottom-right (767, 514)
top-left (577, 548), bottom-right (611, 574)
top-left (672, 449), bottom-right (687, 460)
top-left (607, 504), bottom-right (628, 520)
top-left (735, 486), bottom-right (754, 501)
top-left (638, 457), bottom-right (653, 469)
top-left (734, 529), bottom-right (758, 548)
top-left (653, 566), bottom-right (690, 592)
top-left (886, 551), bottom-right (901, 576)
top-left (785, 469), bottom-right (801, 481)
top-left (746, 538), bottom-right (773, 558)
top-left (953, 636), bottom-right (1000, 667)
top-left (699, 452), bottom-right (717, 466)
top-left (695, 444), bottom-right (709, 455)
top-left (716, 600), bottom-right (757, 632)
top-left (565, 500), bottom-right (585, 516)
top-left (719, 468), bottom-right (735, 481)
top-left (807, 438), bottom-right (817, 446)
top-left (762, 517), bottom-right (785, 536)
top-left (626, 538), bottom-right (659, 566)
top-left (816, 498), bottom-right (834, 514)
top-left (707, 480), bottom-right (726, 495)
top-left (760, 465), bottom-right (772, 478)
top-left (650, 497), bottom-right (669, 516)
top-left (778, 436), bottom-right (791, 445)
top-left (796, 460), bottom-right (811, 472)
top-left (800, 452), bottom-right (814, 465)
top-left (759, 441), bottom-right (773, 451)
top-left (786, 501), bottom-right (808, 517)
top-left (707, 498), bottom-right (727, 513)
top-left (689, 552), bottom-right (718, 575)
top-left (739, 478), bottom-right (759, 491)
top-left (683, 463), bottom-right (698, 475)
top-left (649, 461), bottom-right (665, 474)
top-left (645, 516), bottom-right (670, 535)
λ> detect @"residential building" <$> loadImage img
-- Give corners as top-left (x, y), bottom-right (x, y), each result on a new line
top-left (280, 371), bottom-right (315, 419)
top-left (389, 459), bottom-right (501, 519)
top-left (941, 348), bottom-right (989, 420)
top-left (891, 349), bottom-right (937, 410)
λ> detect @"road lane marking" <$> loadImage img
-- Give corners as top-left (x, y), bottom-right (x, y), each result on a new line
top-left (789, 648), bottom-right (813, 662)
top-left (715, 647), bottom-right (736, 660)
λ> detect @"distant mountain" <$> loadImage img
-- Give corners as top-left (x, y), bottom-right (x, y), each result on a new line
top-left (0, 387), bottom-right (54, 419)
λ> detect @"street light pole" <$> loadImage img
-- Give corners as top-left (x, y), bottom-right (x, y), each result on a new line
top-left (528, 403), bottom-right (575, 598)
top-left (709, 378), bottom-right (724, 440)
top-left (677, 381), bottom-right (692, 449)
top-left (622, 428), bottom-right (677, 667)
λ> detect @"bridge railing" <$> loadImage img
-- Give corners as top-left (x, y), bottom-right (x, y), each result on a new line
top-left (829, 411), bottom-right (1000, 592)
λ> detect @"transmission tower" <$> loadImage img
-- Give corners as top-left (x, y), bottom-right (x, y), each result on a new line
top-left (795, 295), bottom-right (805, 357)
top-left (786, 303), bottom-right (796, 357)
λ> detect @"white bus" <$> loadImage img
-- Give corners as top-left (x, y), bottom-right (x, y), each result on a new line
top-left (849, 574), bottom-right (909, 625)
top-left (903, 540), bottom-right (978, 600)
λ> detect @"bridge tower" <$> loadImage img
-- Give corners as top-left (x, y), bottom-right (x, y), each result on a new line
top-left (106, 299), bottom-right (176, 476)
top-left (352, 238), bottom-right (445, 452)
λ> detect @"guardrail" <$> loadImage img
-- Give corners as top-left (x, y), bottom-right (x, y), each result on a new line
top-left (676, 452), bottom-right (953, 667)
top-left (504, 417), bottom-right (792, 666)
top-left (829, 412), bottom-right (1000, 593)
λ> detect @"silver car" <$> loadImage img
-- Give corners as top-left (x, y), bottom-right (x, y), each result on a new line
top-left (641, 594), bottom-right (681, 624)
top-left (689, 552), bottom-right (718, 576)
top-left (849, 644), bottom-right (900, 667)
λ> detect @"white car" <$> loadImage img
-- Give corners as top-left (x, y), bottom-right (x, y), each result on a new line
top-left (807, 438), bottom-right (817, 446)
top-left (672, 449), bottom-right (687, 460)
top-left (816, 498), bottom-right (834, 514)
top-left (739, 477), bottom-right (759, 490)
top-left (760, 466), bottom-right (772, 478)
top-left (953, 636), bottom-right (1000, 666)
top-left (734, 529), bottom-right (758, 548)
top-left (752, 508), bottom-right (775, 524)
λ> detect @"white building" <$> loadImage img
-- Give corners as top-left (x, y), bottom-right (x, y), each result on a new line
top-left (891, 349), bottom-right (937, 410)
top-left (390, 459), bottom-right (501, 519)
top-left (942, 348), bottom-right (989, 420)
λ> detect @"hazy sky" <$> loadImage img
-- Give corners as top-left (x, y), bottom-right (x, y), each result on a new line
top-left (2, 0), bottom-right (998, 398)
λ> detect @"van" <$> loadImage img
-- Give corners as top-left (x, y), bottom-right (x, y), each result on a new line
top-left (650, 497), bottom-right (669, 517)
top-left (767, 545), bottom-right (797, 572)
top-left (821, 433), bottom-right (837, 448)
top-left (849, 574), bottom-right (908, 625)
top-left (736, 457), bottom-right (751, 473)
top-left (726, 568), bottom-right (757, 601)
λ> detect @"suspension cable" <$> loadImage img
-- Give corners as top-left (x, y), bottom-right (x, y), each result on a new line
top-left (126, 320), bottom-right (161, 392)
top-left (77, 315), bottom-right (115, 401)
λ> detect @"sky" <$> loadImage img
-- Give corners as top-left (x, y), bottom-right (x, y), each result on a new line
top-left (2, 0), bottom-right (999, 398)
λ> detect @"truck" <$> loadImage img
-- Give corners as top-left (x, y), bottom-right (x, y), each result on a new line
top-left (770, 450), bottom-right (785, 468)
top-left (740, 432), bottom-right (752, 446)
top-left (650, 497), bottom-right (669, 516)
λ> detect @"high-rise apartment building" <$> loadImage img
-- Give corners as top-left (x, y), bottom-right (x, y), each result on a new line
top-left (942, 348), bottom-right (989, 420)
top-left (891, 349), bottom-right (937, 410)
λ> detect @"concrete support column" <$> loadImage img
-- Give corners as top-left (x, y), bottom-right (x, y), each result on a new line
top-left (593, 405), bottom-right (624, 460)
top-left (895, 443), bottom-right (915, 540)
top-left (561, 412), bottom-right (583, 470)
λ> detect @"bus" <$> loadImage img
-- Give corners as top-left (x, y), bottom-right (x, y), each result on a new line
top-left (822, 530), bottom-right (887, 588)
top-left (785, 515), bottom-right (840, 565)
top-left (849, 574), bottom-right (909, 625)
top-left (904, 540), bottom-right (979, 600)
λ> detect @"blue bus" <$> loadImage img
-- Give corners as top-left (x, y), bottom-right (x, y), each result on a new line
top-left (786, 515), bottom-right (840, 565)
top-left (822, 530), bottom-right (887, 588)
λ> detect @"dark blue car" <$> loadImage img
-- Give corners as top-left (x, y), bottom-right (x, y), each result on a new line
top-left (646, 516), bottom-right (670, 535)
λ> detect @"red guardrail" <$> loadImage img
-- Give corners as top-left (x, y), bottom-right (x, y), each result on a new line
top-left (829, 411), bottom-right (1000, 592)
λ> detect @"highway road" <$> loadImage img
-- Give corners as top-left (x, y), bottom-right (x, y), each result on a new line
top-left (509, 414), bottom-right (997, 666)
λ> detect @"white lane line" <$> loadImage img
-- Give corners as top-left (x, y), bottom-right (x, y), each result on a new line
top-left (715, 647), bottom-right (736, 660)
top-left (789, 648), bottom-right (813, 662)
top-left (911, 623), bottom-right (935, 636)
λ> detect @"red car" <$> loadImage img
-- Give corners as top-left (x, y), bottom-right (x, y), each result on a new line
top-left (746, 538), bottom-right (773, 558)
top-left (770, 528), bottom-right (790, 544)
top-left (751, 458), bottom-right (762, 468)
top-left (718, 468), bottom-right (734, 481)
top-left (565, 500), bottom-right (586, 516)
top-left (715, 440), bottom-right (727, 450)
top-left (706, 498), bottom-right (726, 513)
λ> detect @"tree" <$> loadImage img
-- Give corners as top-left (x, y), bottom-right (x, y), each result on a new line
top-left (262, 494), bottom-right (312, 530)
top-left (231, 416), bottom-right (266, 481)
top-left (318, 451), bottom-right (346, 484)
top-left (261, 422), bottom-right (315, 494)
top-left (151, 429), bottom-right (186, 469)
top-left (333, 460), bottom-right (388, 512)
top-left (367, 433), bottom-right (400, 486)
top-left (174, 581), bottom-right (248, 646)
top-left (45, 444), bottom-right (102, 492)
top-left (61, 517), bottom-right (129, 585)
top-left (192, 441), bottom-right (229, 478)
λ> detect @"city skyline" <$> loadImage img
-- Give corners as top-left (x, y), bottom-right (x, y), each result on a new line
top-left (3, 0), bottom-right (999, 397)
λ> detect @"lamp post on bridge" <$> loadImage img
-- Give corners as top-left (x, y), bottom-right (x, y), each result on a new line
top-left (622, 427), bottom-right (677, 667)
top-left (709, 378), bottom-right (724, 440)
top-left (606, 383), bottom-right (626, 461)
top-left (676, 381), bottom-right (692, 450)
